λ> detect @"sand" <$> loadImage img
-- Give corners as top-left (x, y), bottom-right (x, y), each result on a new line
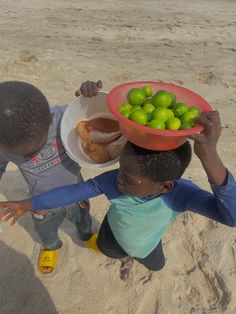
top-left (0, 0), bottom-right (236, 313)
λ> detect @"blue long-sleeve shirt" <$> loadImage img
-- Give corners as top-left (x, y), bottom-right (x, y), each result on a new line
top-left (32, 169), bottom-right (236, 258)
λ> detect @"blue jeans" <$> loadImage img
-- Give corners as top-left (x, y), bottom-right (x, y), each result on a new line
top-left (32, 202), bottom-right (92, 250)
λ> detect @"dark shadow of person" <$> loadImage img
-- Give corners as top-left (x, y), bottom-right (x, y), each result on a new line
top-left (0, 241), bottom-right (58, 314)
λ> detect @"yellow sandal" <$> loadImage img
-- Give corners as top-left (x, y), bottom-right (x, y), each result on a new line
top-left (38, 249), bottom-right (58, 274)
top-left (85, 233), bottom-right (100, 254)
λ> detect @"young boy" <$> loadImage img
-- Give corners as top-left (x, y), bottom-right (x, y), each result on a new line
top-left (0, 80), bottom-right (102, 273)
top-left (0, 110), bottom-right (235, 272)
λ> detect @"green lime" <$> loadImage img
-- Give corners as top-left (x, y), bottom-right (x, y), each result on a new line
top-left (130, 105), bottom-right (142, 113)
top-left (130, 109), bottom-right (148, 125)
top-left (148, 119), bottom-right (166, 130)
top-left (167, 109), bottom-right (175, 119)
top-left (152, 107), bottom-right (170, 122)
top-left (180, 111), bottom-right (197, 126)
top-left (120, 110), bottom-right (130, 118)
top-left (170, 92), bottom-right (176, 107)
top-left (147, 112), bottom-right (153, 121)
top-left (127, 88), bottom-right (146, 106)
top-left (166, 117), bottom-right (181, 130)
top-left (118, 102), bottom-right (133, 112)
top-left (143, 103), bottom-right (155, 114)
top-left (188, 106), bottom-right (201, 117)
top-left (172, 102), bottom-right (189, 117)
top-left (180, 122), bottom-right (194, 130)
top-left (143, 97), bottom-right (153, 105)
top-left (152, 91), bottom-right (173, 108)
top-left (143, 86), bottom-right (153, 97)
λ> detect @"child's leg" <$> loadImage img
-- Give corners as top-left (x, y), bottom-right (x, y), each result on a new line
top-left (32, 208), bottom-right (66, 250)
top-left (134, 241), bottom-right (165, 271)
top-left (66, 201), bottom-right (92, 241)
top-left (97, 215), bottom-right (128, 259)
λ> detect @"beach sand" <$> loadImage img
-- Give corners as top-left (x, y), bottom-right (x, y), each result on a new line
top-left (0, 0), bottom-right (236, 313)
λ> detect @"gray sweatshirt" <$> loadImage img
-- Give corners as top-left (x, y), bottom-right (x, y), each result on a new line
top-left (0, 105), bottom-right (82, 196)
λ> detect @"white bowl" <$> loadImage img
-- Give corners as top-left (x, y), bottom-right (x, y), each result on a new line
top-left (60, 91), bottom-right (120, 168)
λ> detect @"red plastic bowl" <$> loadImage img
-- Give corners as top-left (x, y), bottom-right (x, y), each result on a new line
top-left (107, 81), bottom-right (212, 150)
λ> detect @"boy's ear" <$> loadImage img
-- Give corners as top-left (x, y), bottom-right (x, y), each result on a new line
top-left (159, 181), bottom-right (174, 194)
top-left (50, 113), bottom-right (55, 125)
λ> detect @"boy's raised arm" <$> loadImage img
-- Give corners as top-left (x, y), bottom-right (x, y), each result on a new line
top-left (189, 111), bottom-right (227, 186)
top-left (184, 110), bottom-right (236, 227)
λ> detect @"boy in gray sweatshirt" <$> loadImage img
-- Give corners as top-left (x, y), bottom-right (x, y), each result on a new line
top-left (0, 80), bottom-right (101, 273)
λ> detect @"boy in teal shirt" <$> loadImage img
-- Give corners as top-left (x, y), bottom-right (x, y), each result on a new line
top-left (1, 109), bottom-right (235, 271)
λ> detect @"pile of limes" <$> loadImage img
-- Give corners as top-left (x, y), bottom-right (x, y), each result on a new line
top-left (118, 86), bottom-right (201, 130)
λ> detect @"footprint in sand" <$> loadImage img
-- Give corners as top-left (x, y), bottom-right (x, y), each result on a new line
top-left (214, 272), bottom-right (232, 312)
top-left (136, 288), bottom-right (159, 314)
top-left (119, 257), bottom-right (134, 281)
top-left (99, 258), bottom-right (117, 270)
top-left (114, 34), bottom-right (144, 42)
top-left (88, 36), bottom-right (103, 43)
top-left (197, 252), bottom-right (232, 312)
top-left (198, 71), bottom-right (221, 86)
top-left (19, 50), bottom-right (38, 63)
top-left (139, 271), bottom-right (152, 284)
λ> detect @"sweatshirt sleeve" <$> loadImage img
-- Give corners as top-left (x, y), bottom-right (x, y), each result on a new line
top-left (32, 178), bottom-right (104, 211)
top-left (31, 169), bottom-right (121, 211)
top-left (168, 170), bottom-right (236, 227)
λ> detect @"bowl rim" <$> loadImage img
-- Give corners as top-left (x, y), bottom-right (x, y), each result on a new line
top-left (107, 81), bottom-right (213, 137)
top-left (60, 91), bottom-right (121, 168)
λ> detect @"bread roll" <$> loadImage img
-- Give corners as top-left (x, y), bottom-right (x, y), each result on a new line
top-left (82, 141), bottom-right (110, 164)
top-left (76, 121), bottom-right (89, 142)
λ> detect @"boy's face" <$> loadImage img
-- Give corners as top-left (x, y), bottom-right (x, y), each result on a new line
top-left (117, 149), bottom-right (173, 197)
top-left (2, 132), bottom-right (48, 159)
top-left (0, 113), bottom-right (54, 159)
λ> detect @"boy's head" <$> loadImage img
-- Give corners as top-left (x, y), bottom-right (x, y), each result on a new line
top-left (0, 81), bottom-right (52, 158)
top-left (117, 141), bottom-right (192, 197)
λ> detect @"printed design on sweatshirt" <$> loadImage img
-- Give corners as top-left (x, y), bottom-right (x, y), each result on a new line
top-left (22, 138), bottom-right (68, 174)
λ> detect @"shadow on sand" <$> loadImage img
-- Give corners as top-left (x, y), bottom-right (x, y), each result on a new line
top-left (0, 240), bottom-right (58, 314)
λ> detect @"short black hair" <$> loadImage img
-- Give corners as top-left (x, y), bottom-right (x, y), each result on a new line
top-left (125, 141), bottom-right (192, 182)
top-left (0, 81), bottom-right (51, 150)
